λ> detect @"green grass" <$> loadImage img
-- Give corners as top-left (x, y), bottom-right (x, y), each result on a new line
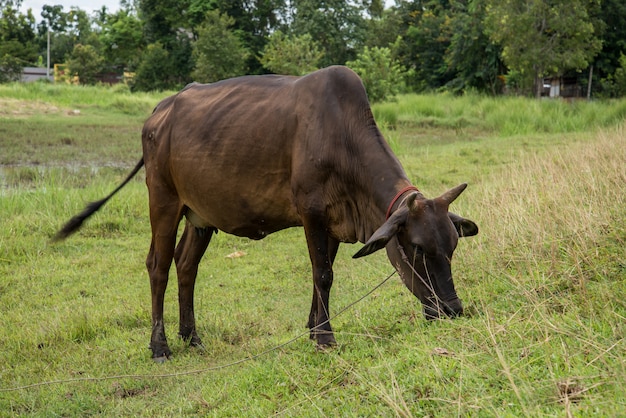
top-left (374, 93), bottom-right (626, 136)
top-left (1, 84), bottom-right (625, 416)
top-left (0, 82), bottom-right (174, 166)
top-left (0, 81), bottom-right (170, 117)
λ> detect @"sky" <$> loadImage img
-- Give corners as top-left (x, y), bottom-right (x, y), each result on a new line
top-left (22, 0), bottom-right (395, 22)
top-left (22, 1), bottom-right (121, 21)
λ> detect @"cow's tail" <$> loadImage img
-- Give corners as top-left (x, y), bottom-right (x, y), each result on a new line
top-left (52, 158), bottom-right (145, 242)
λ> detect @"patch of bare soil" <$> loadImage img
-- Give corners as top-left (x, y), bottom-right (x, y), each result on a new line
top-left (0, 98), bottom-right (72, 117)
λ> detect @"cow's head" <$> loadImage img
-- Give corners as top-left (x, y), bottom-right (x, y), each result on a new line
top-left (353, 183), bottom-right (478, 319)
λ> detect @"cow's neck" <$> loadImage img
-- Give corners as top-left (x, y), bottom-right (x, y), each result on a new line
top-left (325, 109), bottom-right (420, 243)
top-left (352, 148), bottom-right (418, 242)
top-left (385, 185), bottom-right (420, 220)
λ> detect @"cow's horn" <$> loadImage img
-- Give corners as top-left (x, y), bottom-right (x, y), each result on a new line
top-left (439, 183), bottom-right (468, 205)
top-left (406, 192), bottom-right (420, 210)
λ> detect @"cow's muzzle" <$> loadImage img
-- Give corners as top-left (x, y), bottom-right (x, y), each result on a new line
top-left (423, 296), bottom-right (463, 320)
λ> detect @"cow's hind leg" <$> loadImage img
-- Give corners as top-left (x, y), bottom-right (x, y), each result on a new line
top-left (146, 190), bottom-right (183, 361)
top-left (174, 221), bottom-right (213, 349)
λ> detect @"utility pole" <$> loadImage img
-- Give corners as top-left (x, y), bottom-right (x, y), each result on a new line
top-left (587, 65), bottom-right (593, 100)
top-left (46, 27), bottom-right (51, 80)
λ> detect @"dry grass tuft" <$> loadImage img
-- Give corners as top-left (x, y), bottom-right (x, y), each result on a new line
top-left (475, 124), bottom-right (625, 280)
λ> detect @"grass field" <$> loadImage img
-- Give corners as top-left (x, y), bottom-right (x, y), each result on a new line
top-left (1, 82), bottom-right (624, 416)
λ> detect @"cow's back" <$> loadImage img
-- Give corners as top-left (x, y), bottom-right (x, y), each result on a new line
top-left (141, 66), bottom-right (383, 240)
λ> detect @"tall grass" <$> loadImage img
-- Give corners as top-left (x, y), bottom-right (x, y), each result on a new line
top-left (456, 126), bottom-right (626, 416)
top-left (374, 93), bottom-right (626, 136)
top-left (0, 81), bottom-right (171, 117)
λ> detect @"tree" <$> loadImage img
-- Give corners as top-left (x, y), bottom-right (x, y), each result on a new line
top-left (191, 0), bottom-right (287, 74)
top-left (65, 7), bottom-right (98, 46)
top-left (191, 10), bottom-right (248, 82)
top-left (0, 54), bottom-right (22, 82)
top-left (138, 0), bottom-right (189, 45)
top-left (445, 0), bottom-right (504, 94)
top-left (288, 0), bottom-right (367, 67)
top-left (346, 43), bottom-right (407, 102)
top-left (37, 5), bottom-right (73, 67)
top-left (363, 6), bottom-right (404, 51)
top-left (389, 0), bottom-right (455, 91)
top-left (137, 0), bottom-right (194, 89)
top-left (0, 1), bottom-right (37, 64)
top-left (592, 0), bottom-right (626, 97)
top-left (485, 0), bottom-right (602, 97)
top-left (259, 30), bottom-right (323, 75)
top-left (131, 42), bottom-right (174, 91)
top-left (67, 43), bottom-right (105, 85)
top-left (602, 53), bottom-right (626, 97)
top-left (99, 9), bottom-right (144, 70)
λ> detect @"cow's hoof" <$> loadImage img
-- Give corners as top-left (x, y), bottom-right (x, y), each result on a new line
top-left (191, 340), bottom-right (206, 353)
top-left (189, 335), bottom-right (204, 348)
top-left (180, 332), bottom-right (204, 347)
top-left (153, 355), bottom-right (169, 364)
top-left (315, 334), bottom-right (337, 351)
top-left (150, 343), bottom-right (172, 362)
top-left (315, 342), bottom-right (338, 352)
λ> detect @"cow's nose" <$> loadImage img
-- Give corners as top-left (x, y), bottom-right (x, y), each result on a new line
top-left (423, 305), bottom-right (442, 320)
top-left (444, 297), bottom-right (463, 317)
top-left (422, 298), bottom-right (463, 320)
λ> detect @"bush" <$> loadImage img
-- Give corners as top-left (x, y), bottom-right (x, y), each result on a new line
top-left (259, 31), bottom-right (324, 76)
top-left (191, 11), bottom-right (248, 83)
top-left (346, 45), bottom-right (407, 102)
top-left (67, 44), bottom-right (105, 86)
top-left (131, 42), bottom-right (173, 92)
top-left (610, 54), bottom-right (626, 96)
top-left (0, 54), bottom-right (23, 83)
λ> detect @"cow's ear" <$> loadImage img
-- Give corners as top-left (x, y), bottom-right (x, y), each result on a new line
top-left (448, 212), bottom-right (479, 237)
top-left (353, 210), bottom-right (405, 258)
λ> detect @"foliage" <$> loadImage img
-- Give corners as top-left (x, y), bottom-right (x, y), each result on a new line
top-left (130, 42), bottom-right (174, 92)
top-left (400, 0), bottom-right (454, 91)
top-left (363, 6), bottom-right (403, 50)
top-left (138, 0), bottom-right (189, 45)
top-left (0, 54), bottom-right (23, 82)
top-left (191, 10), bottom-right (249, 83)
top-left (387, 0), bottom-right (500, 94)
top-left (346, 43), bottom-right (408, 102)
top-left (288, 0), bottom-right (367, 67)
top-left (137, 0), bottom-right (194, 88)
top-left (5, 0), bottom-right (626, 96)
top-left (0, 1), bottom-right (37, 63)
top-left (445, 0), bottom-right (504, 94)
top-left (259, 30), bottom-right (323, 75)
top-left (201, 0), bottom-right (287, 74)
top-left (485, 0), bottom-right (602, 97)
top-left (593, 0), bottom-right (626, 96)
top-left (602, 53), bottom-right (626, 97)
top-left (67, 44), bottom-right (105, 85)
top-left (99, 9), bottom-right (144, 70)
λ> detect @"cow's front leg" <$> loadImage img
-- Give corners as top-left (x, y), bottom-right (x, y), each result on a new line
top-left (303, 219), bottom-right (340, 348)
top-left (307, 236), bottom-right (340, 342)
top-left (307, 287), bottom-right (318, 340)
top-left (174, 223), bottom-right (213, 348)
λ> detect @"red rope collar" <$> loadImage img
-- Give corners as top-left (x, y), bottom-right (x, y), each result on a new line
top-left (386, 186), bottom-right (420, 219)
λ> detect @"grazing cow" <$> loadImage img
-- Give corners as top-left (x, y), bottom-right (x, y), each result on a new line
top-left (55, 66), bottom-right (478, 361)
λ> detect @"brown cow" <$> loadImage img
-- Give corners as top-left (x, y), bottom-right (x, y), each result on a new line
top-left (55, 66), bottom-right (478, 361)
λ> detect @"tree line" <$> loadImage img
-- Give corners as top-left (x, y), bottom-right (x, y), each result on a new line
top-left (2, 0), bottom-right (626, 100)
